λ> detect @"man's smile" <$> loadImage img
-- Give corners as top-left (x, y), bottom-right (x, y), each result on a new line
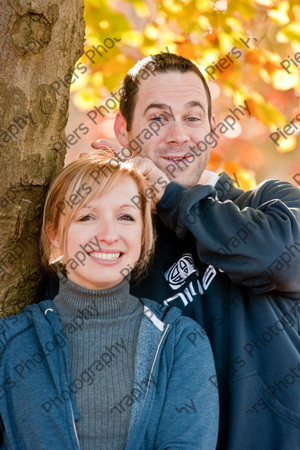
top-left (161, 155), bottom-right (189, 161)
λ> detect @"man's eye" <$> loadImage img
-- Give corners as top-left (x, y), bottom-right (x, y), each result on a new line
top-left (150, 115), bottom-right (167, 123)
top-left (119, 214), bottom-right (134, 221)
top-left (78, 215), bottom-right (93, 222)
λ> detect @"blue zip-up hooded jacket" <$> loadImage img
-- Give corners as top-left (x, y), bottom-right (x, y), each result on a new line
top-left (0, 297), bottom-right (218, 449)
top-left (43, 172), bottom-right (300, 448)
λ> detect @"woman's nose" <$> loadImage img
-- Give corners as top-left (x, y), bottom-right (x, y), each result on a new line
top-left (97, 221), bottom-right (119, 244)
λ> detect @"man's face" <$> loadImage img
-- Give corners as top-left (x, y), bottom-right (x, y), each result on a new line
top-left (126, 71), bottom-right (213, 186)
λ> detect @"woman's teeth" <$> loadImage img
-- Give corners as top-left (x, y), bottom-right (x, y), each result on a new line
top-left (90, 252), bottom-right (121, 260)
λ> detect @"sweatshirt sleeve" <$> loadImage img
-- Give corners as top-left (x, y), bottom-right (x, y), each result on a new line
top-left (156, 177), bottom-right (300, 295)
top-left (154, 317), bottom-right (219, 449)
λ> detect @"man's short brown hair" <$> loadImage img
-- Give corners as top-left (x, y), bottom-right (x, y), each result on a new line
top-left (119, 53), bottom-right (212, 131)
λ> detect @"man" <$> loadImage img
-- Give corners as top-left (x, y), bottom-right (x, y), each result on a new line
top-left (48, 53), bottom-right (300, 448)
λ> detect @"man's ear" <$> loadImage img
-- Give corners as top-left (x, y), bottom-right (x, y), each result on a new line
top-left (114, 112), bottom-right (129, 147)
top-left (210, 114), bottom-right (216, 133)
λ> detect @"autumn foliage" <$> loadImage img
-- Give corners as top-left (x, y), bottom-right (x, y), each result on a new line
top-left (71, 0), bottom-right (299, 189)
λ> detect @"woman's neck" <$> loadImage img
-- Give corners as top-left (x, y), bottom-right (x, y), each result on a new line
top-left (53, 273), bottom-right (141, 319)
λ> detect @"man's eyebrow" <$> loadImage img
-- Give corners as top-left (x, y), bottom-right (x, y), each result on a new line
top-left (184, 101), bottom-right (205, 112)
top-left (144, 101), bottom-right (205, 115)
top-left (143, 103), bottom-right (170, 115)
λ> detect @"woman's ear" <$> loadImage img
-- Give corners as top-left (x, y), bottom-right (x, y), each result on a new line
top-left (47, 225), bottom-right (64, 264)
top-left (46, 224), bottom-right (60, 249)
top-left (114, 112), bottom-right (129, 147)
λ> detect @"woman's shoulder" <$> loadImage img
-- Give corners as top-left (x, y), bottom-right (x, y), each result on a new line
top-left (139, 297), bottom-right (182, 322)
top-left (0, 301), bottom-right (52, 352)
top-left (140, 297), bottom-right (207, 336)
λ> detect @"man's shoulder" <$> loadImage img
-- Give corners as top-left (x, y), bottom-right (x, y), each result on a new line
top-left (217, 172), bottom-right (300, 205)
top-left (256, 177), bottom-right (300, 199)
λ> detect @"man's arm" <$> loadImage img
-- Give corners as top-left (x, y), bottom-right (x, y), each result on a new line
top-left (89, 141), bottom-right (300, 295)
top-left (156, 176), bottom-right (300, 295)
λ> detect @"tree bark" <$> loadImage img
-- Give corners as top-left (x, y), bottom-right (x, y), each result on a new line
top-left (0, 0), bottom-right (85, 316)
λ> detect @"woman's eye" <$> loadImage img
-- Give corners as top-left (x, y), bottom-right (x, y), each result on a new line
top-left (187, 117), bottom-right (200, 122)
top-left (78, 214), bottom-right (93, 222)
top-left (119, 214), bottom-right (134, 221)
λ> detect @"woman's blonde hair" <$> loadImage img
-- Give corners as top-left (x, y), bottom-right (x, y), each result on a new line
top-left (40, 149), bottom-right (155, 279)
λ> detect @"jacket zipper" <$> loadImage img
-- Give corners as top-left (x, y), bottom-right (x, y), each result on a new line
top-left (71, 407), bottom-right (80, 447)
top-left (44, 308), bottom-right (80, 447)
top-left (141, 323), bottom-right (171, 409)
top-left (56, 324), bottom-right (80, 448)
top-left (126, 323), bottom-right (171, 448)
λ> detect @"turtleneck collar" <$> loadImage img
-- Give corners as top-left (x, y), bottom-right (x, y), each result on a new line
top-left (53, 273), bottom-right (141, 319)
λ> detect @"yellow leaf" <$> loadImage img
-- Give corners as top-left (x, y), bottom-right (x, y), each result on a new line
top-left (281, 23), bottom-right (300, 43)
top-left (255, 0), bottom-right (275, 6)
top-left (218, 31), bottom-right (234, 53)
top-left (99, 20), bottom-right (110, 30)
top-left (222, 163), bottom-right (257, 190)
top-left (276, 136), bottom-right (297, 153)
top-left (144, 25), bottom-right (160, 40)
top-left (268, 1), bottom-right (290, 25)
top-left (163, 0), bottom-right (183, 13)
top-left (122, 31), bottom-right (144, 47)
top-left (73, 89), bottom-right (100, 110)
top-left (225, 17), bottom-right (244, 33)
top-left (195, 0), bottom-right (213, 11)
top-left (271, 69), bottom-right (299, 90)
top-left (246, 98), bottom-right (286, 127)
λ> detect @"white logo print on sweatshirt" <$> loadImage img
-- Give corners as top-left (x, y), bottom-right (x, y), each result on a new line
top-left (164, 254), bottom-right (198, 289)
top-left (164, 254), bottom-right (217, 308)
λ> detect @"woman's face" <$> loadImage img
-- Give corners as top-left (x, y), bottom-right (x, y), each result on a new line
top-left (63, 175), bottom-right (143, 290)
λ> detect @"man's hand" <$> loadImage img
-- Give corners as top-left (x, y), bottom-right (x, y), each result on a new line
top-left (91, 139), bottom-right (121, 153)
top-left (131, 156), bottom-right (170, 212)
top-left (90, 139), bottom-right (170, 212)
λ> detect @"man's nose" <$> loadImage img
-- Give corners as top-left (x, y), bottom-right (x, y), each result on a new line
top-left (164, 121), bottom-right (190, 146)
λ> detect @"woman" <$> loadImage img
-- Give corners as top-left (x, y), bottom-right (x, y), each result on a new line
top-left (0, 150), bottom-right (218, 449)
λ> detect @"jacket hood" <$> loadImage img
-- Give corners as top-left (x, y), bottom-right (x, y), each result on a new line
top-left (18, 297), bottom-right (183, 335)
top-left (139, 297), bottom-right (182, 325)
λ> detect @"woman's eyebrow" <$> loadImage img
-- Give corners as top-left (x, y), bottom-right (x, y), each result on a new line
top-left (80, 204), bottom-right (94, 210)
top-left (119, 204), bottom-right (138, 210)
top-left (80, 204), bottom-right (137, 210)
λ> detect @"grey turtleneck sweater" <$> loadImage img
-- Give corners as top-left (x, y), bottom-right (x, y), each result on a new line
top-left (53, 275), bottom-right (143, 450)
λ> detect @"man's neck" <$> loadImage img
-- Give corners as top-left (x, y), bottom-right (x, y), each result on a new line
top-left (198, 170), bottom-right (219, 187)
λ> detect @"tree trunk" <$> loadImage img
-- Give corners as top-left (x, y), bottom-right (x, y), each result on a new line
top-left (0, 0), bottom-right (85, 316)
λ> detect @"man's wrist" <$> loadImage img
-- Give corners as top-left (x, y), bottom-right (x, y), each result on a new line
top-left (156, 182), bottom-right (188, 211)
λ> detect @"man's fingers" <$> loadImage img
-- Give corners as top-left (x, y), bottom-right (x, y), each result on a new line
top-left (91, 139), bottom-right (110, 149)
top-left (132, 156), bottom-right (154, 177)
top-left (131, 156), bottom-right (169, 208)
top-left (91, 139), bottom-right (119, 152)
